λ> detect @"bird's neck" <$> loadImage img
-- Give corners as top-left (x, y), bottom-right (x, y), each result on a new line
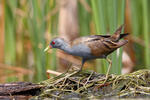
top-left (59, 42), bottom-right (73, 54)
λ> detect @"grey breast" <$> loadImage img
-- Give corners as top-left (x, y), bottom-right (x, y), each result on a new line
top-left (71, 44), bottom-right (92, 58)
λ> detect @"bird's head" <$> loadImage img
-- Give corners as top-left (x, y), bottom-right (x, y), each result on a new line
top-left (44, 38), bottom-right (65, 52)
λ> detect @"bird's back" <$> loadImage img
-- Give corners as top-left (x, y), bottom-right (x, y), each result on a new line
top-left (71, 25), bottom-right (128, 59)
top-left (71, 35), bottom-right (109, 46)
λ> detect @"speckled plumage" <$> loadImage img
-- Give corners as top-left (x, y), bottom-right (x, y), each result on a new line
top-left (49, 25), bottom-right (128, 72)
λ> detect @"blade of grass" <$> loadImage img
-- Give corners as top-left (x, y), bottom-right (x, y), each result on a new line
top-left (0, 0), bottom-right (5, 62)
top-left (130, 0), bottom-right (142, 37)
top-left (117, 0), bottom-right (126, 74)
top-left (107, 0), bottom-right (118, 74)
top-left (142, 0), bottom-right (150, 67)
top-left (91, 0), bottom-right (107, 73)
top-left (78, 0), bottom-right (91, 36)
top-left (28, 0), bottom-right (47, 81)
top-left (5, 0), bottom-right (18, 82)
top-left (45, 0), bottom-right (58, 71)
top-left (4, 0), bottom-right (17, 65)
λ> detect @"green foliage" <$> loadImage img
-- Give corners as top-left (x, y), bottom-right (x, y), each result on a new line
top-left (130, 0), bottom-right (150, 68)
top-left (4, 0), bottom-right (58, 82)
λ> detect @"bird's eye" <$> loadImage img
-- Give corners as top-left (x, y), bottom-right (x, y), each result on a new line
top-left (52, 41), bottom-right (55, 45)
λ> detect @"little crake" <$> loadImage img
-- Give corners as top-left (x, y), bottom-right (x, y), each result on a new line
top-left (45, 25), bottom-right (128, 80)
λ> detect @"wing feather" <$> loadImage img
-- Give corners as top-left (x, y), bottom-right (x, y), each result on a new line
top-left (71, 35), bottom-right (110, 46)
top-left (86, 38), bottom-right (127, 57)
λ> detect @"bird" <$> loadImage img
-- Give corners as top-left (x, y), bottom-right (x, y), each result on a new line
top-left (44, 25), bottom-right (128, 81)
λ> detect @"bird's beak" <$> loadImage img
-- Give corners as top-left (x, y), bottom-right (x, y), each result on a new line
top-left (44, 45), bottom-right (52, 52)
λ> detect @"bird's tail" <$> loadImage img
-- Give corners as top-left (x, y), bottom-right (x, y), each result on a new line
top-left (110, 25), bottom-right (129, 41)
top-left (117, 40), bottom-right (128, 48)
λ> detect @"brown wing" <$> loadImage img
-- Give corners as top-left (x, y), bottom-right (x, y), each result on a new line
top-left (87, 38), bottom-right (128, 57)
top-left (71, 35), bottom-right (111, 46)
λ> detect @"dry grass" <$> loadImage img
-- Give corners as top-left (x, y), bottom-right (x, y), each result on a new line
top-left (33, 69), bottom-right (150, 99)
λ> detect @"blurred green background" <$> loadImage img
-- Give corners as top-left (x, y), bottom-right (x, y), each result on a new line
top-left (0, 0), bottom-right (149, 83)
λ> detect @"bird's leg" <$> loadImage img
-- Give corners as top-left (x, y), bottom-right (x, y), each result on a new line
top-left (77, 59), bottom-right (86, 72)
top-left (103, 57), bottom-right (112, 83)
